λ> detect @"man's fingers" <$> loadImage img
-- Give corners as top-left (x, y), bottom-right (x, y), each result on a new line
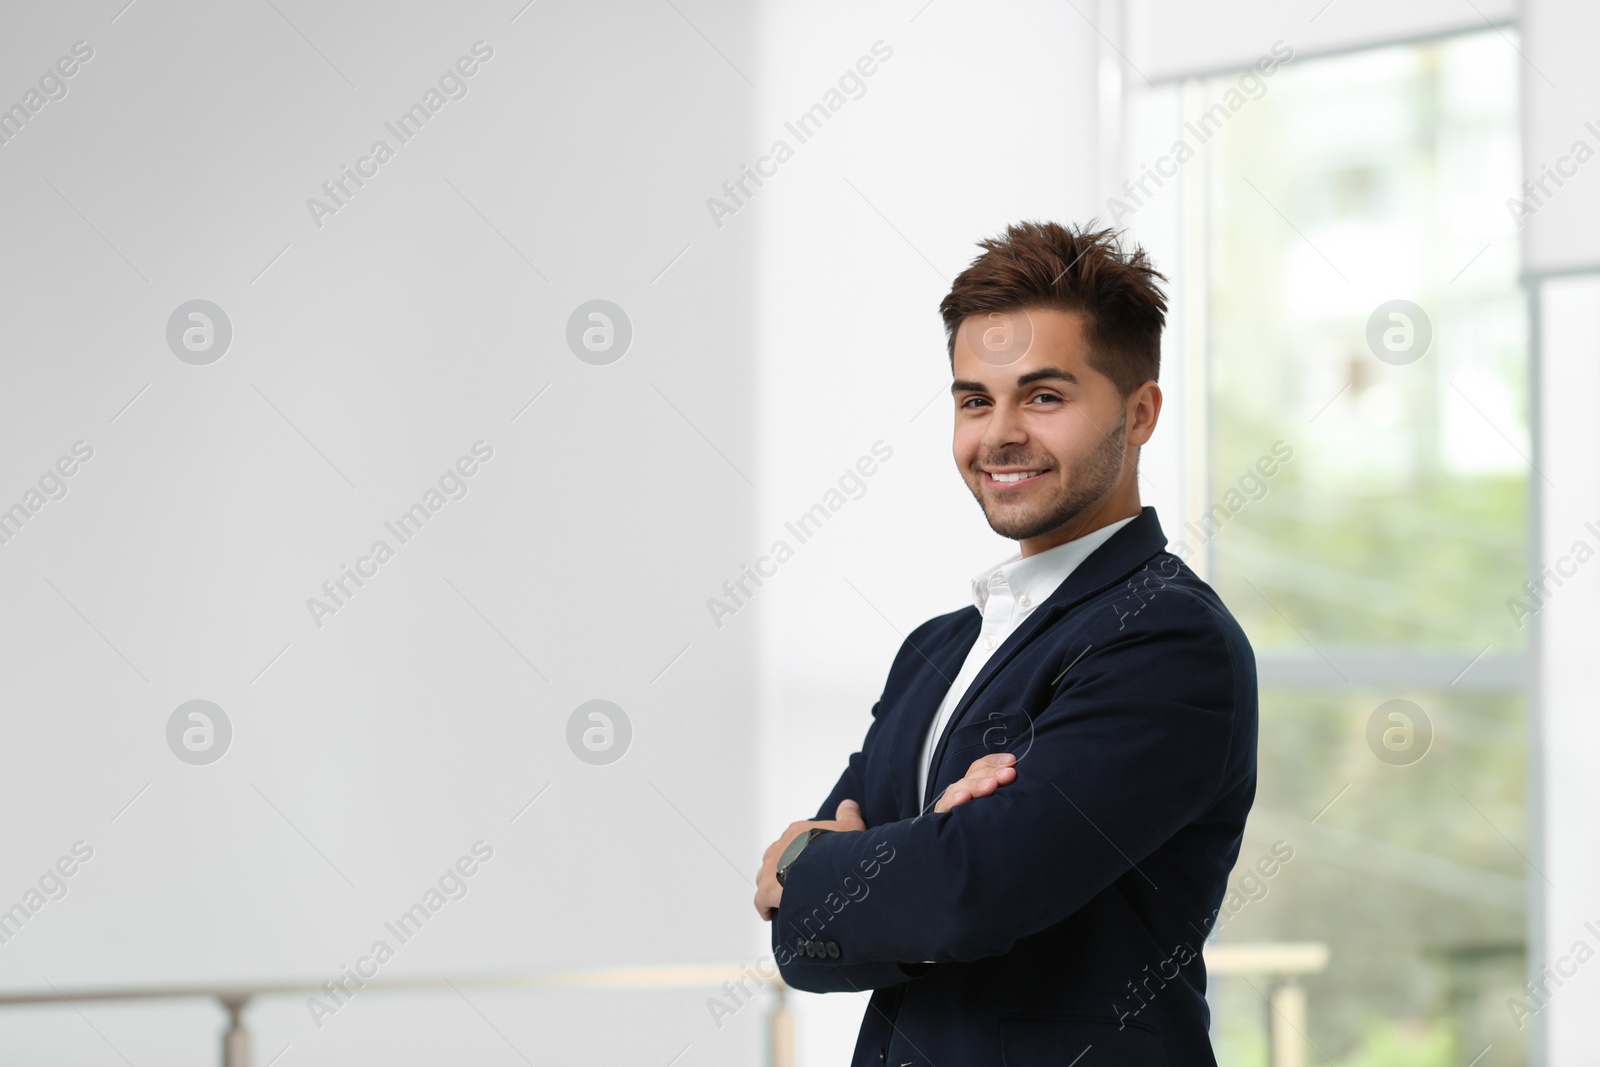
top-left (834, 798), bottom-right (867, 830)
top-left (935, 758), bottom-right (1020, 813)
top-left (958, 776), bottom-right (1000, 801)
top-left (963, 752), bottom-right (1017, 775)
top-left (954, 767), bottom-right (1015, 794)
top-left (936, 783), bottom-right (982, 813)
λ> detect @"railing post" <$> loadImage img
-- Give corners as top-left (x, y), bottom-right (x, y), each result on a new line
top-left (1267, 978), bottom-right (1307, 1067)
top-left (220, 997), bottom-right (251, 1067)
top-left (1205, 942), bottom-right (1327, 1067)
top-left (768, 983), bottom-right (794, 1067)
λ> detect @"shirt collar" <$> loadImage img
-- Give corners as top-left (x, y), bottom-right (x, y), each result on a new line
top-left (970, 514), bottom-right (1139, 613)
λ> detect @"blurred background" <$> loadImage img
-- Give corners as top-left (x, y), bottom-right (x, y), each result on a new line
top-left (0, 0), bottom-right (1596, 1065)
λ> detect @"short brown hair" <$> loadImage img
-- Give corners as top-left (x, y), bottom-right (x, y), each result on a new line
top-left (939, 221), bottom-right (1168, 398)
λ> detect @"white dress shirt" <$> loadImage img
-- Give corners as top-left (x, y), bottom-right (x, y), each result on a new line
top-left (916, 515), bottom-right (1138, 806)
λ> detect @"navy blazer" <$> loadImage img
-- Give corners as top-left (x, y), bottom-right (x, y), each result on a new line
top-left (770, 506), bottom-right (1257, 1067)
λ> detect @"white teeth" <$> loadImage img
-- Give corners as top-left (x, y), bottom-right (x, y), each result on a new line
top-left (990, 470), bottom-right (1043, 483)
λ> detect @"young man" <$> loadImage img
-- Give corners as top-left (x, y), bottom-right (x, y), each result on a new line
top-left (753, 221), bottom-right (1258, 1066)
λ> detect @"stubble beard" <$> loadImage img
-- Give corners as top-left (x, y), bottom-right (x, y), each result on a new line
top-left (971, 414), bottom-right (1128, 542)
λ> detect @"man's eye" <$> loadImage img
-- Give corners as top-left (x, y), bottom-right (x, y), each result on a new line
top-left (1032, 393), bottom-right (1063, 405)
top-left (960, 397), bottom-right (988, 409)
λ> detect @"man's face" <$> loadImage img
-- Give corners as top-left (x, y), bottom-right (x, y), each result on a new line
top-left (950, 306), bottom-right (1149, 551)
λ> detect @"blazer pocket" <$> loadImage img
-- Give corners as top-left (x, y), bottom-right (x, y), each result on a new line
top-left (943, 710), bottom-right (1032, 765)
top-left (999, 1013), bottom-right (1170, 1067)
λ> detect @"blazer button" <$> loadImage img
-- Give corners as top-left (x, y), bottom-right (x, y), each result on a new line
top-left (826, 941), bottom-right (840, 958)
top-left (805, 940), bottom-right (818, 958)
top-left (795, 937), bottom-right (806, 954)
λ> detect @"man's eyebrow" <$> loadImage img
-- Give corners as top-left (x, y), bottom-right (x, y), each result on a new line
top-left (950, 368), bottom-right (1080, 394)
top-left (1017, 368), bottom-right (1079, 387)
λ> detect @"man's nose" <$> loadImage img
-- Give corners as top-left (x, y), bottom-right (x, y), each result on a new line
top-left (982, 403), bottom-right (1027, 449)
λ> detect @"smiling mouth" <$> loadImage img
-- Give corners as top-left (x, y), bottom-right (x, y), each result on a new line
top-left (983, 469), bottom-right (1049, 488)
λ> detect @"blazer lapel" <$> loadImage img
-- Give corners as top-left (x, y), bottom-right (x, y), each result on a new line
top-left (891, 611), bottom-right (979, 818)
top-left (920, 506), bottom-right (1170, 810)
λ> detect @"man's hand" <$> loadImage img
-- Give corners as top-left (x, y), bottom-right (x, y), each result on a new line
top-left (754, 799), bottom-right (866, 921)
top-left (933, 752), bottom-right (1017, 813)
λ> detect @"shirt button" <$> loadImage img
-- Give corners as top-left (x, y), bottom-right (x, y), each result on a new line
top-left (985, 636), bottom-right (997, 650)
top-left (1019, 595), bottom-right (1032, 608)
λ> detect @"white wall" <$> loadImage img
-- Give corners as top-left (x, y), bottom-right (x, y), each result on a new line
top-left (1521, 0), bottom-right (1600, 276)
top-left (0, 0), bottom-right (767, 1063)
top-left (1533, 276), bottom-right (1600, 1065)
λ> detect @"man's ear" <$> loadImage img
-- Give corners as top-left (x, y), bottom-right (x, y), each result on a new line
top-left (1128, 381), bottom-right (1162, 446)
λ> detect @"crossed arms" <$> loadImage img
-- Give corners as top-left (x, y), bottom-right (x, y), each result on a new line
top-left (753, 589), bottom-right (1242, 993)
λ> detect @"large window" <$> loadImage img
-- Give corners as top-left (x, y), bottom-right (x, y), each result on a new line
top-left (1193, 31), bottom-right (1531, 1066)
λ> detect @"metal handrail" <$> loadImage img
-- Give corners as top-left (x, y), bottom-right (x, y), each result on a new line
top-left (0, 964), bottom-right (773, 1005)
top-left (2, 943), bottom-right (1326, 1067)
top-left (0, 964), bottom-right (791, 1067)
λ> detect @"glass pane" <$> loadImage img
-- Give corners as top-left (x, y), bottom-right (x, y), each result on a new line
top-left (1196, 31), bottom-right (1532, 1067)
top-left (1211, 687), bottom-right (1530, 1066)
top-left (1201, 31), bottom-right (1529, 652)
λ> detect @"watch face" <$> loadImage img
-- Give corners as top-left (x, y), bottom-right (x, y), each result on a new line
top-left (776, 836), bottom-right (805, 879)
top-left (776, 828), bottom-right (822, 885)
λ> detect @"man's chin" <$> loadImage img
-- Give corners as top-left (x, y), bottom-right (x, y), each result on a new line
top-left (971, 482), bottom-right (1080, 539)
top-left (981, 495), bottom-right (1098, 543)
top-left (980, 507), bottom-right (1051, 542)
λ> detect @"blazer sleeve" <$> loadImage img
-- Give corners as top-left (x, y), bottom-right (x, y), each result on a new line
top-left (774, 588), bottom-right (1242, 982)
top-left (770, 686), bottom-right (925, 994)
top-left (770, 622), bottom-right (944, 993)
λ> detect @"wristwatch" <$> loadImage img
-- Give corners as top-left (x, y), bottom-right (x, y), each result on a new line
top-left (775, 827), bottom-right (832, 887)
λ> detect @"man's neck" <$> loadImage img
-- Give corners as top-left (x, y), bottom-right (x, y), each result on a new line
top-left (1018, 501), bottom-right (1140, 558)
